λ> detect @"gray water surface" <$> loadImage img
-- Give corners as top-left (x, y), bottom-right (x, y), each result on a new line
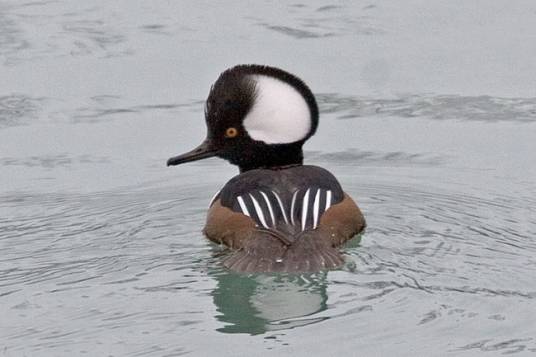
top-left (1, 1), bottom-right (536, 356)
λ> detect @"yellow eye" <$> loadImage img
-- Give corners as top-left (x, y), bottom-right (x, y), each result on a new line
top-left (225, 127), bottom-right (238, 138)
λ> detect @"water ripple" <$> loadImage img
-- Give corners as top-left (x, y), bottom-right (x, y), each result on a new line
top-left (308, 149), bottom-right (446, 167)
top-left (458, 338), bottom-right (535, 354)
top-left (70, 96), bottom-right (203, 123)
top-left (0, 154), bottom-right (109, 168)
top-left (256, 2), bottom-right (381, 39)
top-left (0, 1), bottom-right (132, 64)
top-left (0, 94), bottom-right (42, 128)
top-left (317, 93), bottom-right (536, 122)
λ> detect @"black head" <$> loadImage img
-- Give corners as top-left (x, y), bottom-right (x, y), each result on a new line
top-left (167, 64), bottom-right (319, 172)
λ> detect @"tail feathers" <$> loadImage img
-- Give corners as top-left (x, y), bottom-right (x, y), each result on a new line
top-left (223, 230), bottom-right (344, 273)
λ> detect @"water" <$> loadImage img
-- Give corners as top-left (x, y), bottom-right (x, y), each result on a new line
top-left (1, 1), bottom-right (536, 355)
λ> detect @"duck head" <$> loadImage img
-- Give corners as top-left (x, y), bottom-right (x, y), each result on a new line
top-left (167, 64), bottom-right (319, 172)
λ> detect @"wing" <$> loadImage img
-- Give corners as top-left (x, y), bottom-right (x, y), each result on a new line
top-left (214, 165), bottom-right (346, 235)
top-left (227, 187), bottom-right (337, 231)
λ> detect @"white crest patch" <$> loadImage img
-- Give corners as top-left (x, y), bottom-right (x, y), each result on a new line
top-left (243, 75), bottom-right (311, 144)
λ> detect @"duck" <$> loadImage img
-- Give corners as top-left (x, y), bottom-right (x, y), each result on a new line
top-left (167, 64), bottom-right (365, 273)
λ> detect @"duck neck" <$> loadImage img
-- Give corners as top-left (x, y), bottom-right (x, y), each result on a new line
top-left (238, 144), bottom-right (304, 173)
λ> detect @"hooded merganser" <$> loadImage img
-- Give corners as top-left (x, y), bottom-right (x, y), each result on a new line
top-left (167, 64), bottom-right (365, 273)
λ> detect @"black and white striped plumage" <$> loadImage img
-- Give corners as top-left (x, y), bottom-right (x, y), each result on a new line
top-left (212, 165), bottom-right (344, 237)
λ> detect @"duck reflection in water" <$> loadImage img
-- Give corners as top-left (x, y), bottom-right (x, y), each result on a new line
top-left (209, 266), bottom-right (330, 335)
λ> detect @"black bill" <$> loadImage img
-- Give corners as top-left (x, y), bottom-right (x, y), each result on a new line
top-left (166, 139), bottom-right (217, 166)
